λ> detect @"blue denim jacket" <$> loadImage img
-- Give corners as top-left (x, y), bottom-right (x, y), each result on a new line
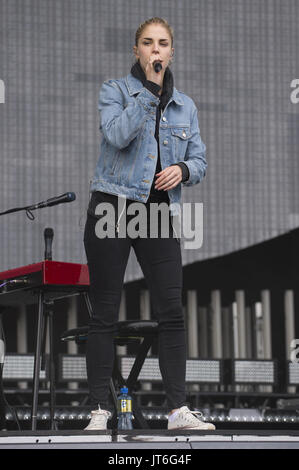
top-left (90, 72), bottom-right (207, 216)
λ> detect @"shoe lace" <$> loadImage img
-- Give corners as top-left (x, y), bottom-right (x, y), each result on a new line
top-left (92, 408), bottom-right (111, 419)
top-left (185, 409), bottom-right (204, 421)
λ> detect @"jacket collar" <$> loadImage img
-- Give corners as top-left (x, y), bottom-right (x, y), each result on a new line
top-left (125, 72), bottom-right (184, 106)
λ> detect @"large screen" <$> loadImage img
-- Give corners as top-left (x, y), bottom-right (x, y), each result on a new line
top-left (0, 0), bottom-right (298, 282)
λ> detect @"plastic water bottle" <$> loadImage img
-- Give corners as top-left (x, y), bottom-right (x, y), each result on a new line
top-left (117, 386), bottom-right (133, 430)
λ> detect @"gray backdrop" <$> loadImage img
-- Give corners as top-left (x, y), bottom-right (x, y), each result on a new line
top-left (0, 0), bottom-right (298, 282)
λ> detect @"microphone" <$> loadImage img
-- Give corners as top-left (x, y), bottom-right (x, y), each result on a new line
top-left (44, 227), bottom-right (54, 261)
top-left (153, 61), bottom-right (162, 73)
top-left (28, 192), bottom-right (76, 210)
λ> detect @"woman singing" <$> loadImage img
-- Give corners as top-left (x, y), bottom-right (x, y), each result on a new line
top-left (83, 17), bottom-right (215, 431)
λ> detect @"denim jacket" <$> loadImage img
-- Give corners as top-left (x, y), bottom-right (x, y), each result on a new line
top-left (90, 72), bottom-right (207, 216)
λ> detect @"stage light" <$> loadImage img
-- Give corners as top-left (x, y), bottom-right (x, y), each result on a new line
top-left (186, 359), bottom-right (222, 384)
top-left (59, 354), bottom-right (87, 382)
top-left (231, 359), bottom-right (276, 385)
top-left (121, 356), bottom-right (161, 381)
top-left (228, 408), bottom-right (262, 422)
top-left (287, 361), bottom-right (299, 385)
top-left (2, 353), bottom-right (48, 381)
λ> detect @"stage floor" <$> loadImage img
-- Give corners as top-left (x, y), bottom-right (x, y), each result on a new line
top-left (1, 429), bottom-right (299, 449)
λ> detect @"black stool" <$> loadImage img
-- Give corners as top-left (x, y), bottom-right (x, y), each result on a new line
top-left (60, 320), bottom-right (159, 428)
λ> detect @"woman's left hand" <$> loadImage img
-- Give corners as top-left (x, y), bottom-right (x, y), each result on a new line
top-left (154, 165), bottom-right (182, 191)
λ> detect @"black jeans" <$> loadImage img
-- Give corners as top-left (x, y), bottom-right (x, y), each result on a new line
top-left (83, 191), bottom-right (187, 411)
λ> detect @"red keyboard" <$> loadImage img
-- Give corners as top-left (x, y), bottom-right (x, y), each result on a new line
top-left (0, 261), bottom-right (90, 305)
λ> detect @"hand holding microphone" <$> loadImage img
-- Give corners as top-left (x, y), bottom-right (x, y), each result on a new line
top-left (145, 54), bottom-right (164, 86)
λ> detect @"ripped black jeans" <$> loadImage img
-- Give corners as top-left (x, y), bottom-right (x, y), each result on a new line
top-left (83, 191), bottom-right (187, 411)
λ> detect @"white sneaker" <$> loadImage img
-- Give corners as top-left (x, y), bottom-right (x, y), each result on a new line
top-left (84, 406), bottom-right (112, 431)
top-left (168, 406), bottom-right (216, 431)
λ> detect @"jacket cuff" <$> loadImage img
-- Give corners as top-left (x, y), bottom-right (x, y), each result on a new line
top-left (171, 162), bottom-right (190, 182)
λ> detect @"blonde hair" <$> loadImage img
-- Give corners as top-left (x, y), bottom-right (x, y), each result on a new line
top-left (135, 17), bottom-right (174, 47)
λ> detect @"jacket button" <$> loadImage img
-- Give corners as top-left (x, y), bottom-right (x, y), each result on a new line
top-left (162, 116), bottom-right (167, 122)
top-left (182, 131), bottom-right (187, 138)
top-left (163, 140), bottom-right (168, 145)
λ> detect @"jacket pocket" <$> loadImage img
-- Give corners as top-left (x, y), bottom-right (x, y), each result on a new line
top-left (170, 127), bottom-right (192, 160)
top-left (170, 127), bottom-right (192, 140)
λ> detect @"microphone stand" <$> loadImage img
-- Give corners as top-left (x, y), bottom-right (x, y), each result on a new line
top-left (0, 195), bottom-right (75, 430)
top-left (0, 202), bottom-right (40, 220)
top-left (0, 192), bottom-right (76, 220)
top-left (41, 300), bottom-right (56, 430)
top-left (40, 228), bottom-right (57, 430)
